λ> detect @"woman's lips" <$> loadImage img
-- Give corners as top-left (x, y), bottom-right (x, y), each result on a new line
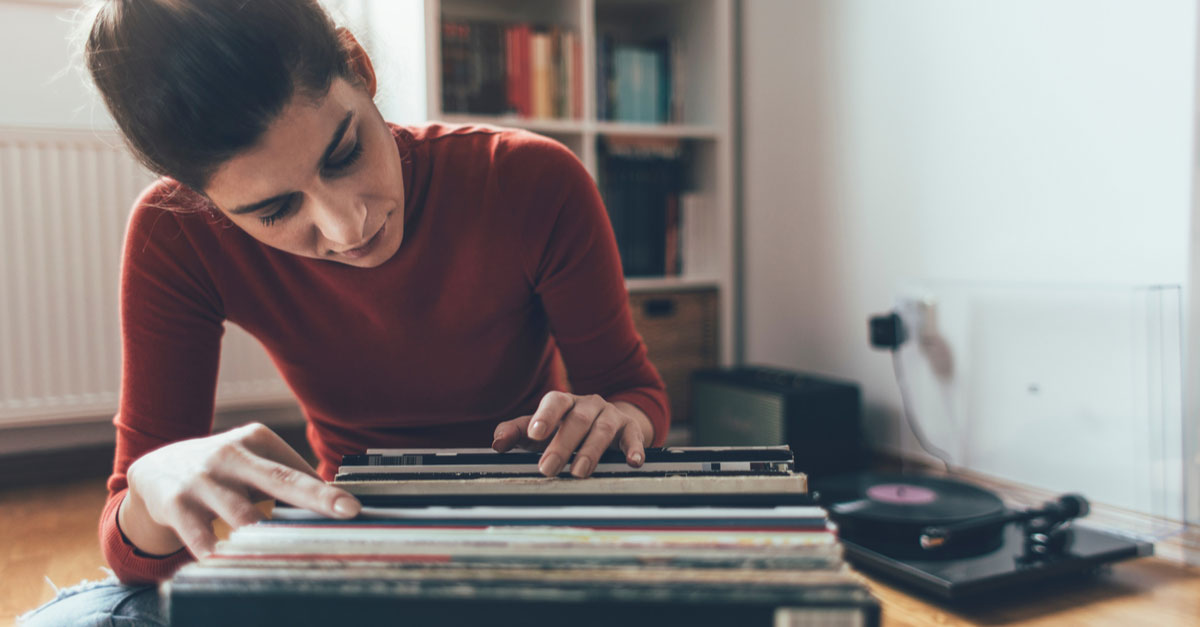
top-left (337, 219), bottom-right (386, 259)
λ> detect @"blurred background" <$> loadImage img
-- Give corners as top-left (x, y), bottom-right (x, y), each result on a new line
top-left (1, 0), bottom-right (1198, 567)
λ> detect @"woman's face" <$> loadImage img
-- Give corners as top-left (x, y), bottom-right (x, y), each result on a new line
top-left (204, 76), bottom-right (405, 268)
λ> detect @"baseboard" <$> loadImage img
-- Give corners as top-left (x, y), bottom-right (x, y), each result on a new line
top-left (0, 444), bottom-right (116, 490)
top-left (0, 405), bottom-right (312, 490)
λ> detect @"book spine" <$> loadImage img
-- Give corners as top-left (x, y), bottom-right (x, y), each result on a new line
top-left (531, 31), bottom-right (550, 118)
top-left (597, 34), bottom-right (611, 120)
top-left (550, 26), bottom-right (562, 118)
top-left (467, 21), bottom-right (483, 113)
top-left (670, 36), bottom-right (686, 122)
top-left (656, 40), bottom-right (670, 123)
top-left (615, 46), bottom-right (633, 122)
top-left (572, 33), bottom-right (583, 119)
top-left (561, 30), bottom-right (574, 119)
top-left (642, 48), bottom-right (656, 123)
top-left (505, 25), bottom-right (518, 115)
top-left (664, 193), bottom-right (679, 277)
top-left (518, 25), bottom-right (531, 118)
top-left (562, 29), bottom-right (570, 118)
top-left (440, 21), bottom-right (465, 113)
top-left (485, 22), bottom-right (502, 114)
top-left (633, 48), bottom-right (647, 123)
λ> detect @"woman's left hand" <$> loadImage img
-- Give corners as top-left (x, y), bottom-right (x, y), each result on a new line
top-left (491, 391), bottom-right (654, 478)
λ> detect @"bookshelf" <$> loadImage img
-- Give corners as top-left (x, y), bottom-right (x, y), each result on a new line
top-left (424, 0), bottom-right (736, 371)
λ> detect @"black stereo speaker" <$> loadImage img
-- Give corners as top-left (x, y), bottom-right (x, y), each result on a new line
top-left (689, 366), bottom-right (864, 478)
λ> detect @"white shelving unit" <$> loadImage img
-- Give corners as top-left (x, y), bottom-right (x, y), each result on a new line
top-left (424, 0), bottom-right (736, 365)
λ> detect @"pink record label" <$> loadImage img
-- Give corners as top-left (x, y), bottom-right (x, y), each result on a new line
top-left (866, 483), bottom-right (938, 505)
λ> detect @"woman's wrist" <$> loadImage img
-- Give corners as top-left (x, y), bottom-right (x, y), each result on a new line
top-left (117, 487), bottom-right (186, 557)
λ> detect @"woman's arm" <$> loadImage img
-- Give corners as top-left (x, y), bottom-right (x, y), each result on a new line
top-left (103, 186), bottom-right (360, 583)
top-left (115, 422), bottom-right (359, 559)
top-left (490, 134), bottom-right (670, 474)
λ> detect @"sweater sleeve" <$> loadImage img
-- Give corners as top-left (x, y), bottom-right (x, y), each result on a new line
top-left (503, 134), bottom-right (670, 445)
top-left (101, 184), bottom-right (226, 584)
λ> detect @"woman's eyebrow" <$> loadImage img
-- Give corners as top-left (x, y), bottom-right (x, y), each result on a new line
top-left (230, 194), bottom-right (289, 216)
top-left (317, 110), bottom-right (355, 168)
top-left (229, 110), bottom-right (355, 216)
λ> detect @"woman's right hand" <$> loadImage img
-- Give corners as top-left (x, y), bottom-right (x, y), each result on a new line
top-left (117, 422), bottom-right (361, 558)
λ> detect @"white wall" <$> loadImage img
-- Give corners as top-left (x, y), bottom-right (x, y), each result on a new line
top-left (0, 0), bottom-right (427, 452)
top-left (0, 1), bottom-right (111, 129)
top-left (742, 0), bottom-right (1195, 513)
top-left (1186, 0), bottom-right (1200, 541)
top-left (0, 0), bottom-right (427, 129)
top-left (325, 0), bottom-right (428, 123)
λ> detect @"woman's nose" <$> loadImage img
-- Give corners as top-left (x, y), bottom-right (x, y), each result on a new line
top-left (311, 198), bottom-right (368, 248)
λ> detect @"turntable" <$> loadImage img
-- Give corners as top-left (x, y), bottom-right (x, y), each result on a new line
top-left (812, 472), bottom-right (1153, 601)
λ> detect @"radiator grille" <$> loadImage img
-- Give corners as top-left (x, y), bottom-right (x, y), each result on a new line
top-left (0, 127), bottom-right (292, 427)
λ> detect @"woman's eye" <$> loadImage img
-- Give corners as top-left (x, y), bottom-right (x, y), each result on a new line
top-left (259, 197), bottom-right (296, 227)
top-left (326, 140), bottom-right (364, 173)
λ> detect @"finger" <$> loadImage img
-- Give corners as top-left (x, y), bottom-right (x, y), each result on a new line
top-left (169, 503), bottom-right (221, 559)
top-left (570, 404), bottom-right (624, 478)
top-left (526, 391), bottom-right (575, 442)
top-left (236, 449), bottom-right (361, 519)
top-left (539, 395), bottom-right (605, 477)
top-left (194, 479), bottom-right (268, 533)
top-left (619, 421), bottom-right (646, 468)
top-left (492, 417), bottom-right (550, 452)
top-left (492, 416), bottom-right (531, 452)
top-left (233, 423), bottom-right (322, 479)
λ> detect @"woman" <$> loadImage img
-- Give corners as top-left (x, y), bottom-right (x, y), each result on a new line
top-left (20, 0), bottom-right (667, 624)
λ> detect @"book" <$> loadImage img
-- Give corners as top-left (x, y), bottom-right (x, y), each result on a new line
top-left (599, 136), bottom-right (686, 277)
top-left (440, 18), bottom-right (582, 120)
top-left (605, 39), bottom-right (674, 124)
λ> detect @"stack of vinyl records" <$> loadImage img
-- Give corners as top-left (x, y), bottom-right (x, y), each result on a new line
top-left (163, 447), bottom-right (879, 626)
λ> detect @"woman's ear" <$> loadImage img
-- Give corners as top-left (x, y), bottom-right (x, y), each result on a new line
top-left (337, 28), bottom-right (377, 98)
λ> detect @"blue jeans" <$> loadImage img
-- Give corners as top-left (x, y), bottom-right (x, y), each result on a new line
top-left (18, 575), bottom-right (165, 627)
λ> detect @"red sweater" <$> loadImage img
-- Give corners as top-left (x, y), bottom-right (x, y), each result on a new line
top-left (102, 123), bottom-right (669, 583)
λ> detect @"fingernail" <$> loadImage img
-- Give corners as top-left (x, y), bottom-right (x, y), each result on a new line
top-left (631, 452), bottom-right (644, 466)
top-left (491, 438), bottom-right (503, 450)
top-left (333, 496), bottom-right (360, 517)
top-left (529, 421), bottom-right (545, 439)
top-left (571, 456), bottom-right (594, 478)
top-left (539, 453), bottom-right (562, 476)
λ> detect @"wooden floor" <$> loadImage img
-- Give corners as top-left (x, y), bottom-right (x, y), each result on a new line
top-left (3, 478), bottom-right (110, 625)
top-left (4, 478), bottom-right (1200, 626)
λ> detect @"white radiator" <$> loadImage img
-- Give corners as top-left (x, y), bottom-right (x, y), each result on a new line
top-left (0, 127), bottom-right (294, 428)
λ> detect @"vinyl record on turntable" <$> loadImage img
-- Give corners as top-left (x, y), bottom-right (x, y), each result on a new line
top-left (811, 471), bottom-right (1154, 600)
top-left (812, 472), bottom-right (1007, 559)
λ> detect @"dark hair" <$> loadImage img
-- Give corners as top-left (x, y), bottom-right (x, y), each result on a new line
top-left (85, 0), bottom-right (357, 191)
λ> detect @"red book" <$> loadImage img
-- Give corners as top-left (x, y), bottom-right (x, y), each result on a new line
top-left (549, 26), bottom-right (562, 118)
top-left (664, 193), bottom-right (680, 276)
top-left (519, 24), bottom-right (532, 117)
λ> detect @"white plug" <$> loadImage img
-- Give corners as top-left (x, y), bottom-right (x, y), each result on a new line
top-left (916, 298), bottom-right (938, 341)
